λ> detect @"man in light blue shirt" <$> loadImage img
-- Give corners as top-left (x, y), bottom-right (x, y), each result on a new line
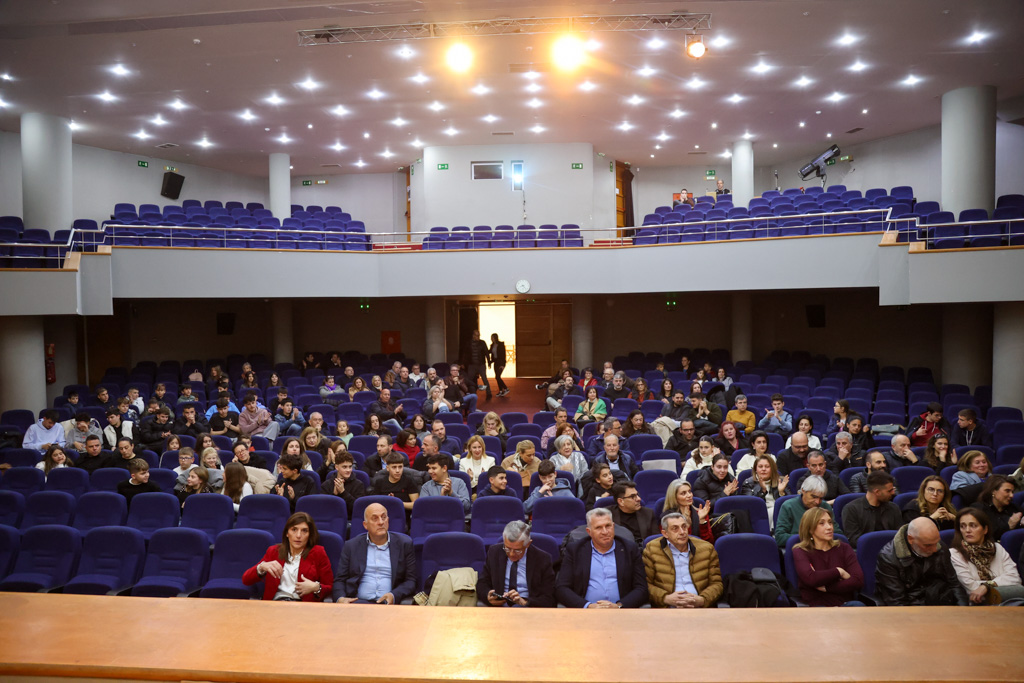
top-left (334, 502), bottom-right (417, 604)
top-left (758, 393), bottom-right (793, 436)
top-left (555, 507), bottom-right (648, 608)
top-left (419, 454), bottom-right (471, 514)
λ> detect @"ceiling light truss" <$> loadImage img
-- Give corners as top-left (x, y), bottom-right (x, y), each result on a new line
top-left (297, 13), bottom-right (712, 46)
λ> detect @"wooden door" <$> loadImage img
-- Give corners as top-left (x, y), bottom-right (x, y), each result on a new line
top-left (514, 302), bottom-right (572, 377)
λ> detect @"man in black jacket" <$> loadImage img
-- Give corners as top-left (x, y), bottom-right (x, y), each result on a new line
top-left (840, 471), bottom-right (902, 548)
top-left (555, 507), bottom-right (649, 608)
top-left (610, 481), bottom-right (660, 546)
top-left (776, 431), bottom-right (811, 476)
top-left (369, 388), bottom-right (404, 434)
top-left (797, 451), bottom-right (850, 503)
top-left (477, 520), bottom-right (555, 607)
top-left (464, 330), bottom-right (493, 400)
top-left (139, 408), bottom-right (173, 453)
top-left (665, 419), bottom-right (700, 458)
top-left (172, 403), bottom-right (209, 440)
top-left (875, 518), bottom-right (968, 606)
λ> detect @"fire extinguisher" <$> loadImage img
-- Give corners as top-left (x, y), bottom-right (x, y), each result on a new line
top-left (45, 343), bottom-right (56, 385)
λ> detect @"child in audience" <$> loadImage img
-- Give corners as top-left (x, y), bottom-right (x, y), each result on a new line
top-left (117, 458), bottom-right (161, 508)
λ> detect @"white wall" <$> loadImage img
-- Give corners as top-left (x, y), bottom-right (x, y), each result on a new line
top-left (995, 121), bottom-right (1024, 199)
top-left (632, 164), bottom-right (731, 221)
top-left (291, 171), bottom-right (404, 238)
top-left (0, 131), bottom-right (23, 218)
top-left (591, 152), bottom-right (618, 239)
top-left (421, 142), bottom-right (595, 230)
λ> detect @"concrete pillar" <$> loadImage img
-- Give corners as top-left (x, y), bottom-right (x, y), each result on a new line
top-left (941, 303), bottom-right (992, 391)
top-left (571, 295), bottom-right (593, 370)
top-left (0, 316), bottom-right (47, 414)
top-left (941, 85), bottom-right (996, 216)
top-left (44, 316), bottom-right (80, 408)
top-left (268, 153), bottom-right (291, 220)
top-left (731, 292), bottom-right (753, 363)
top-left (730, 140), bottom-right (754, 208)
top-left (992, 302), bottom-right (1024, 411)
top-left (21, 112), bottom-right (73, 235)
top-left (425, 298), bottom-right (445, 366)
top-left (271, 300), bottom-right (293, 366)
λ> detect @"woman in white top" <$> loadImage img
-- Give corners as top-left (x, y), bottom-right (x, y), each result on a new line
top-left (549, 434), bottom-right (589, 486)
top-left (740, 454), bottom-right (789, 529)
top-left (786, 414), bottom-right (823, 451)
top-left (949, 507), bottom-right (1024, 604)
top-left (222, 461), bottom-right (253, 513)
top-left (735, 430), bottom-right (776, 474)
top-left (459, 435), bottom-right (495, 490)
top-left (683, 436), bottom-right (735, 476)
top-left (200, 447), bottom-right (225, 491)
top-left (35, 444), bottom-right (70, 479)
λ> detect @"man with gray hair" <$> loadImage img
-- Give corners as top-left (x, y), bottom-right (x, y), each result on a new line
top-left (476, 520), bottom-right (555, 607)
top-left (875, 518), bottom-right (968, 606)
top-left (884, 433), bottom-right (919, 469)
top-left (603, 372), bottom-right (631, 403)
top-left (825, 431), bottom-right (865, 471)
top-left (643, 511), bottom-right (723, 608)
top-left (555, 507), bottom-right (648, 608)
top-left (797, 450), bottom-right (850, 504)
top-left (774, 474), bottom-right (842, 548)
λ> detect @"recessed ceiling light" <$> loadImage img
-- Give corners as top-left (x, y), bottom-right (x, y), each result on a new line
top-left (656, 133), bottom-right (670, 142)
top-left (391, 117), bottom-right (408, 127)
top-left (331, 141), bottom-right (346, 151)
top-left (68, 121), bottom-right (80, 130)
top-left (411, 138), bottom-right (424, 147)
top-left (526, 98), bottom-right (543, 108)
top-left (646, 37), bottom-right (666, 50)
top-left (289, 165), bottom-right (293, 170)
top-left (710, 36), bottom-right (731, 48)
top-left (277, 133), bottom-right (292, 143)
top-left (655, 144), bottom-right (662, 150)
top-left (197, 137), bottom-right (212, 148)
top-left (694, 144), bottom-right (700, 149)
top-left (428, 101), bottom-right (444, 112)
top-left (849, 60), bottom-right (868, 72)
top-left (265, 94), bottom-right (283, 105)
top-left (297, 77), bottom-right (319, 91)
top-left (367, 88), bottom-right (385, 99)
top-left (363, 132), bottom-right (370, 139)
top-left (751, 61), bottom-right (772, 74)
top-left (711, 122), bottom-right (717, 129)
top-left (482, 114), bottom-right (498, 123)
top-left (727, 93), bottom-right (744, 104)
top-left (355, 160), bottom-right (367, 168)
top-left (444, 127), bottom-right (458, 136)
top-left (411, 73), bottom-right (429, 84)
top-left (862, 108), bottom-right (869, 114)
top-left (650, 154), bottom-right (655, 158)
top-left (617, 121), bottom-right (633, 131)
top-left (307, 123), bottom-right (313, 129)
top-left (523, 71), bottom-right (541, 80)
top-left (965, 31), bottom-right (989, 44)
top-left (686, 76), bottom-right (707, 89)
top-left (585, 38), bottom-right (601, 51)
top-left (902, 74), bottom-right (922, 86)
top-left (109, 64), bottom-right (130, 77)
top-left (472, 84), bottom-right (491, 95)
top-left (721, 150), bottom-right (732, 158)
top-left (446, 43), bottom-right (473, 73)
top-left (799, 121), bottom-right (806, 127)
top-left (669, 108), bottom-right (686, 118)
top-left (795, 76), bottom-right (813, 87)
top-left (579, 81), bottom-right (597, 92)
top-left (397, 46), bottom-right (415, 58)
top-left (837, 33), bottom-right (859, 46)
top-left (742, 132), bottom-right (753, 140)
top-left (637, 66), bottom-right (656, 77)
top-left (381, 149), bottom-right (395, 158)
top-left (525, 83), bottom-right (542, 94)
top-left (97, 91), bottom-right (117, 102)
top-left (627, 95), bottom-right (644, 106)
top-left (826, 92), bottom-right (845, 102)
top-left (530, 125), bottom-right (545, 133)
top-left (0, 73), bottom-right (12, 81)
top-left (150, 114), bottom-right (167, 126)
top-left (133, 129), bottom-right (150, 140)
top-left (826, 132), bottom-right (833, 138)
top-left (816, 110), bottom-right (822, 115)
top-left (331, 105), bottom-right (350, 117)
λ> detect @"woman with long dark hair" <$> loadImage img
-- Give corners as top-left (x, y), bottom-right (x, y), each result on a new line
top-left (243, 512), bottom-right (333, 601)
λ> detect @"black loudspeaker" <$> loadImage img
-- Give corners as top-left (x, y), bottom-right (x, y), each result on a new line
top-left (216, 312), bottom-right (236, 336)
top-left (160, 172), bottom-right (185, 200)
top-left (805, 304), bottom-right (826, 328)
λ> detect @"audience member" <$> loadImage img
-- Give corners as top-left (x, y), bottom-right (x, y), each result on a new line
top-left (479, 465), bottom-right (517, 498)
top-left (799, 451), bottom-right (850, 503)
top-left (922, 433), bottom-right (958, 472)
top-left (139, 408), bottom-right (174, 453)
top-left (952, 450), bottom-right (993, 504)
top-left (725, 395), bottom-right (756, 434)
top-left (681, 436), bottom-right (726, 476)
top-left (776, 431), bottom-right (811, 476)
top-left (792, 507), bottom-right (864, 607)
top-left (546, 371), bottom-right (581, 411)
top-left (611, 480), bottom-right (660, 546)
top-left (582, 462), bottom-right (622, 510)
top-left (175, 465), bottom-right (214, 508)
top-left (555, 508), bottom-right (649, 608)
top-left (643, 511), bottom-right (723, 608)
top-left (906, 402), bottom-right (950, 448)
top-left (828, 400), bottom-right (853, 434)
top-left (682, 391), bottom-right (722, 437)
top-left (712, 421), bottom-right (748, 456)
top-left (786, 414), bottom-right (823, 451)
top-left (523, 460), bottom-right (575, 514)
top-left (459, 435), bottom-right (495, 489)
top-left (430, 420), bottom-right (460, 456)
top-left (475, 411), bottom-right (508, 453)
top-left (333, 502), bottom-right (416, 604)
top-left (949, 507), bottom-right (1024, 605)
top-left (824, 431), bottom-right (864, 471)
top-left (651, 390), bottom-right (690, 445)
top-left (419, 453), bottom-right (471, 514)
top-left (742, 454), bottom-right (789, 529)
top-left (841, 471), bottom-right (902, 548)
top-left (574, 386), bottom-right (608, 427)
top-left (116, 458), bottom-right (161, 508)
top-left (274, 452), bottom-right (317, 512)
top-left (198, 448), bottom-right (224, 490)
top-left (243, 512), bottom-right (333, 602)
top-left (208, 398), bottom-right (241, 438)
top-left (22, 409), bottom-right (66, 454)
top-left (693, 453), bottom-right (740, 507)
top-left (902, 475), bottom-right (956, 531)
top-left (239, 393), bottom-right (280, 441)
top-left (548, 433), bottom-right (588, 483)
top-left (950, 408), bottom-right (993, 449)
top-left (540, 408), bottom-right (577, 451)
top-left (172, 403), bottom-right (209, 440)
top-left (665, 419), bottom-right (701, 459)
top-left (109, 437), bottom-right (141, 469)
top-left (477, 520), bottom-right (555, 607)
top-left (35, 444), bottom-right (70, 478)
top-left (442, 364), bottom-right (477, 415)
top-left (874, 518), bottom-right (967, 606)
top-left (594, 434), bottom-right (638, 478)
top-left (970, 475), bottom-right (1022, 541)
top-left (222, 461), bottom-right (253, 512)
top-left (273, 398), bottom-right (306, 437)
top-left (412, 434), bottom-right (454, 472)
top-left (775, 475), bottom-right (841, 549)
top-left (75, 435), bottom-right (111, 474)
top-left (369, 388), bottom-right (405, 434)
top-left (370, 452), bottom-right (420, 511)
top-left (502, 439), bottom-right (540, 488)
top-left (735, 430), bottom-right (774, 473)
top-left (846, 415), bottom-right (873, 453)
top-left (102, 407), bottom-right (139, 451)
top-left (66, 412), bottom-right (102, 454)
top-left (231, 441), bottom-right (266, 470)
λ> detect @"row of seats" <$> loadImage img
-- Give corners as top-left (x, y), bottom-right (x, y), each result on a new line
top-left (423, 225), bottom-right (583, 250)
top-left (920, 208), bottom-right (1024, 249)
top-left (100, 226), bottom-right (372, 251)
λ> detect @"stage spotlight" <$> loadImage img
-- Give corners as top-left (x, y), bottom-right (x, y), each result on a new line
top-left (685, 35), bottom-right (706, 59)
top-left (446, 43), bottom-right (473, 73)
top-left (552, 34), bottom-right (586, 71)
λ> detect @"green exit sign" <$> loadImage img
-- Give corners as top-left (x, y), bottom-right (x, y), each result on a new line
top-left (302, 180), bottom-right (312, 186)
top-left (706, 169), bottom-right (716, 176)
top-left (137, 160), bottom-right (148, 168)
top-left (571, 162), bottom-right (584, 170)
top-left (437, 163), bottom-right (449, 170)
top-left (826, 158), bottom-right (836, 166)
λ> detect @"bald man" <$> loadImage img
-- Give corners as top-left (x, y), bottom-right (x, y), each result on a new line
top-left (333, 502), bottom-right (416, 604)
top-left (874, 518), bottom-right (967, 606)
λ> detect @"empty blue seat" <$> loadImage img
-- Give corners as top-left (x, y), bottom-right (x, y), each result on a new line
top-left (181, 494), bottom-right (236, 544)
top-left (470, 496), bottom-right (525, 545)
top-left (420, 531), bottom-right (485, 591)
top-left (855, 529), bottom-right (898, 599)
top-left (126, 492), bottom-right (180, 541)
top-left (409, 496), bottom-right (465, 547)
top-left (0, 524), bottom-right (18, 578)
top-left (131, 527), bottom-right (210, 597)
top-left (0, 491), bottom-right (25, 528)
top-left (64, 526), bottom-right (146, 595)
top-left (72, 492), bottom-right (127, 532)
top-left (0, 524), bottom-right (81, 592)
top-left (0, 467), bottom-right (45, 497)
top-left (530, 497), bottom-right (585, 541)
top-left (295, 494), bottom-right (348, 538)
top-left (21, 490), bottom-right (75, 529)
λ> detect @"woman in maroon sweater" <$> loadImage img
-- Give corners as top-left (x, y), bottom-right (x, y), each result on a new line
top-left (792, 507), bottom-right (865, 607)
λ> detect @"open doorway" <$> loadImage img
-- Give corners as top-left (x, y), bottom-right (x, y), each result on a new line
top-left (478, 303), bottom-right (517, 378)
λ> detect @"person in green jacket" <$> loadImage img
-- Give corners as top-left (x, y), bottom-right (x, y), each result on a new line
top-left (775, 475), bottom-right (842, 548)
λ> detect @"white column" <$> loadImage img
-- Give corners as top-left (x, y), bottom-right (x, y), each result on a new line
top-left (731, 140), bottom-right (754, 207)
top-left (731, 292), bottom-right (753, 363)
top-left (0, 316), bottom-right (47, 414)
top-left (941, 303), bottom-right (992, 391)
top-left (425, 298), bottom-right (445, 366)
top-left (992, 302), bottom-right (1024, 411)
top-left (571, 295), bottom-right (593, 370)
top-left (941, 85), bottom-right (996, 216)
top-left (268, 153), bottom-right (291, 220)
top-left (271, 300), bottom-right (293, 366)
top-left (21, 112), bottom-right (72, 235)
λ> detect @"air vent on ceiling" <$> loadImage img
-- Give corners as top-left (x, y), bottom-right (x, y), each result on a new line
top-left (154, 142), bottom-right (179, 149)
top-left (320, 163), bottom-right (343, 168)
top-left (492, 131), bottom-right (515, 136)
top-left (687, 151), bottom-right (707, 155)
top-left (508, 62), bottom-right (551, 73)
top-left (846, 127), bottom-right (864, 134)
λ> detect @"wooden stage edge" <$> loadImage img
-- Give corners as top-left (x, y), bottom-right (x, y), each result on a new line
top-left (1, 593), bottom-right (1023, 683)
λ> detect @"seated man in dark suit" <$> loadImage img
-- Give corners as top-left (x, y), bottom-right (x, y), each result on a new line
top-left (555, 507), bottom-right (649, 608)
top-left (610, 480), bottom-right (660, 546)
top-left (333, 502), bottom-right (416, 605)
top-left (477, 520), bottom-right (555, 607)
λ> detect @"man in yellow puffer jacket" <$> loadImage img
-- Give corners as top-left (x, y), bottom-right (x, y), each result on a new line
top-left (643, 511), bottom-right (724, 607)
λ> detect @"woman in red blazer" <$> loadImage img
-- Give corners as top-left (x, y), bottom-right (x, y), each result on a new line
top-left (243, 512), bottom-right (333, 601)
